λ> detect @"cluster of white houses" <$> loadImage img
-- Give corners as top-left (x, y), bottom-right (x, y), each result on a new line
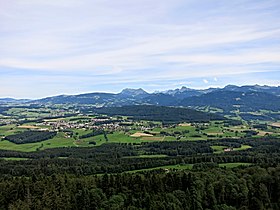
top-left (37, 117), bottom-right (158, 133)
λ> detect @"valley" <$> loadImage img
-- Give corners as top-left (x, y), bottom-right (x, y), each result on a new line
top-left (0, 101), bottom-right (279, 152)
top-left (0, 85), bottom-right (280, 209)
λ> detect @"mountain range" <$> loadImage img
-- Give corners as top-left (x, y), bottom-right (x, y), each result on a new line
top-left (1, 85), bottom-right (280, 114)
top-left (0, 98), bottom-right (30, 103)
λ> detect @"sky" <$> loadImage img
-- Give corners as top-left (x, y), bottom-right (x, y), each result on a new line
top-left (0, 0), bottom-right (280, 98)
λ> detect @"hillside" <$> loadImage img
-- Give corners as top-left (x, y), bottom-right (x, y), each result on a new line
top-left (26, 85), bottom-right (280, 114)
top-left (180, 90), bottom-right (280, 112)
top-left (94, 105), bottom-right (224, 123)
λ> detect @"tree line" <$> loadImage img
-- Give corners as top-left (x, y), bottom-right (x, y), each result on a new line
top-left (4, 131), bottom-right (56, 144)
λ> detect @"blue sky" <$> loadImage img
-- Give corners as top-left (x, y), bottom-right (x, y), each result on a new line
top-left (0, 0), bottom-right (280, 98)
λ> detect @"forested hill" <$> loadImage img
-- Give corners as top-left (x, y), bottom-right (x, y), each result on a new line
top-left (93, 105), bottom-right (224, 123)
top-left (179, 91), bottom-right (280, 112)
top-left (34, 93), bottom-right (118, 105)
top-left (29, 85), bottom-right (280, 114)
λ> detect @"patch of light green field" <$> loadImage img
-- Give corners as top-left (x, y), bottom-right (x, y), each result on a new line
top-left (126, 164), bottom-right (194, 173)
top-left (77, 131), bottom-right (177, 146)
top-left (0, 140), bottom-right (44, 152)
top-left (219, 162), bottom-right (252, 168)
top-left (204, 126), bottom-right (222, 133)
top-left (0, 124), bottom-right (21, 136)
top-left (0, 132), bottom-right (75, 152)
top-left (165, 125), bottom-right (196, 133)
top-left (71, 128), bottom-right (92, 136)
top-left (233, 145), bottom-right (252, 151)
top-left (211, 144), bottom-right (252, 154)
top-left (122, 154), bottom-right (168, 159)
top-left (1, 157), bottom-right (30, 161)
top-left (74, 132), bottom-right (134, 147)
top-left (211, 145), bottom-right (227, 153)
top-left (126, 162), bottom-right (252, 173)
top-left (163, 136), bottom-right (177, 141)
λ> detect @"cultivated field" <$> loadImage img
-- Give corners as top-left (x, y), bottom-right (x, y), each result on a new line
top-left (0, 105), bottom-right (280, 153)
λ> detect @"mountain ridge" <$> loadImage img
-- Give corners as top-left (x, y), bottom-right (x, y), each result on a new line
top-left (2, 84), bottom-right (279, 102)
top-left (1, 85), bottom-right (280, 114)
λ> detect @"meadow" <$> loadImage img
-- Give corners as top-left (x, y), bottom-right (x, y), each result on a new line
top-left (0, 105), bottom-right (279, 153)
top-left (0, 117), bottom-right (279, 152)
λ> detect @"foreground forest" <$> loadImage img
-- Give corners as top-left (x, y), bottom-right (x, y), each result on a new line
top-left (1, 166), bottom-right (279, 210)
top-left (0, 137), bottom-right (279, 209)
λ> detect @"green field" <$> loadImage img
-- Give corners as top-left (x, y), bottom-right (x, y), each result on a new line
top-left (211, 144), bottom-right (252, 154)
top-left (123, 154), bottom-right (168, 159)
top-left (211, 145), bottom-right (227, 153)
top-left (0, 124), bottom-right (24, 136)
top-left (0, 132), bottom-right (75, 152)
top-left (233, 144), bottom-right (252, 151)
top-left (1, 157), bottom-right (30, 161)
top-left (0, 111), bottom-right (278, 153)
top-left (219, 162), bottom-right (252, 168)
top-left (125, 162), bottom-right (252, 173)
top-left (125, 164), bottom-right (194, 173)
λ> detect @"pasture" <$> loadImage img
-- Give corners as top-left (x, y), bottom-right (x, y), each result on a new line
top-left (0, 111), bottom-right (279, 153)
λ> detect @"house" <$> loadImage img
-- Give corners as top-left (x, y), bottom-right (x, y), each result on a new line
top-left (224, 148), bottom-right (233, 152)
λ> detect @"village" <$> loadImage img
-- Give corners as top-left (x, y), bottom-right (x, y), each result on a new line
top-left (37, 116), bottom-right (160, 133)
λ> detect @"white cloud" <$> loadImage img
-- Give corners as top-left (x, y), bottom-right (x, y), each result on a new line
top-left (1, 0), bottom-right (280, 97)
top-left (203, 79), bottom-right (209, 84)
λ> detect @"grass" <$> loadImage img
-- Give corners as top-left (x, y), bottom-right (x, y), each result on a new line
top-left (0, 132), bottom-right (75, 152)
top-left (211, 145), bottom-right (226, 154)
top-left (107, 132), bottom-right (136, 143)
top-left (204, 126), bottom-right (222, 133)
top-left (233, 145), bottom-right (252, 151)
top-left (123, 154), bottom-right (168, 159)
top-left (219, 162), bottom-right (252, 168)
top-left (6, 108), bottom-right (52, 118)
top-left (0, 124), bottom-right (23, 136)
top-left (164, 136), bottom-right (177, 141)
top-left (158, 122), bottom-right (249, 140)
top-left (211, 144), bottom-right (252, 154)
top-left (105, 132), bottom-right (169, 144)
top-left (125, 164), bottom-right (194, 173)
top-left (0, 125), bottom-right (254, 153)
top-left (1, 157), bottom-right (30, 161)
top-left (0, 131), bottom-right (141, 150)
top-left (72, 128), bottom-right (92, 136)
top-left (0, 116), bottom-right (271, 153)
top-left (125, 162), bottom-right (252, 173)
top-left (0, 140), bottom-right (43, 152)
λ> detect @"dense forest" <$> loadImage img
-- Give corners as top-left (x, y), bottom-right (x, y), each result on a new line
top-left (79, 129), bottom-right (105, 139)
top-left (0, 166), bottom-right (279, 210)
top-left (4, 131), bottom-right (56, 144)
top-left (0, 137), bottom-right (280, 175)
top-left (94, 105), bottom-right (224, 123)
top-left (0, 136), bottom-right (280, 209)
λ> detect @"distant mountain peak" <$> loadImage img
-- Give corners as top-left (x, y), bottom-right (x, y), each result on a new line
top-left (224, 84), bottom-right (238, 89)
top-left (179, 86), bottom-right (193, 92)
top-left (163, 86), bottom-right (194, 95)
top-left (14, 84), bottom-right (280, 107)
top-left (119, 88), bottom-right (148, 97)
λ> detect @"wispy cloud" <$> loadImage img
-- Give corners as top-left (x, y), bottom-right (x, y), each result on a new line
top-left (0, 0), bottom-right (280, 97)
top-left (203, 79), bottom-right (209, 84)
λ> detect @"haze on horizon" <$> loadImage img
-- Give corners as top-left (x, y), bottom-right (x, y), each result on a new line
top-left (0, 0), bottom-right (280, 98)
